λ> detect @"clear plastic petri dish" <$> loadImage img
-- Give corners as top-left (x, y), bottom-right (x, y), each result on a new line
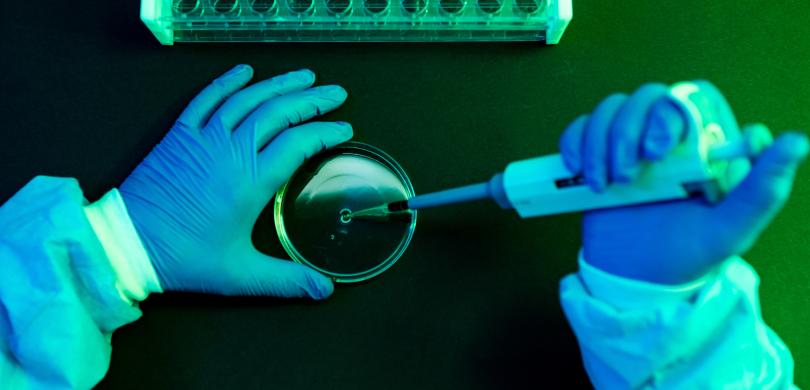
top-left (274, 142), bottom-right (417, 283)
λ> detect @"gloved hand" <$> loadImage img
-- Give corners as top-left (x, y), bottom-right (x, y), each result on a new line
top-left (121, 65), bottom-right (352, 298)
top-left (559, 81), bottom-right (809, 284)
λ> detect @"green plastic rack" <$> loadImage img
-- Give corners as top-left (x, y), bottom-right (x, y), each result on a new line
top-left (141, 0), bottom-right (572, 44)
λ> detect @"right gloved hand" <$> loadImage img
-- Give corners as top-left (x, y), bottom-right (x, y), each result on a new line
top-left (559, 81), bottom-right (809, 284)
top-left (121, 65), bottom-right (352, 298)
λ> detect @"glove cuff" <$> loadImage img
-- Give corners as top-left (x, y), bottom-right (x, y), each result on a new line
top-left (84, 189), bottom-right (163, 303)
top-left (578, 249), bottom-right (715, 310)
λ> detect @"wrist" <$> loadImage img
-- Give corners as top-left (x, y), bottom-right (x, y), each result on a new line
top-left (578, 249), bottom-right (716, 310)
top-left (83, 189), bottom-right (163, 303)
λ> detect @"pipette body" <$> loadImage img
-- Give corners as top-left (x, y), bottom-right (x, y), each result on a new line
top-left (351, 82), bottom-right (771, 220)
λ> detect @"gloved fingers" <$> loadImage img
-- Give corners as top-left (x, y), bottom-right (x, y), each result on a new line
top-left (259, 121), bottom-right (353, 188)
top-left (641, 98), bottom-right (688, 160)
top-left (218, 251), bottom-right (334, 299)
top-left (583, 93), bottom-right (628, 192)
top-left (205, 68), bottom-right (316, 134)
top-left (721, 124), bottom-right (770, 189)
top-left (712, 128), bottom-right (809, 256)
top-left (559, 115), bottom-right (588, 175)
top-left (235, 85), bottom-right (348, 152)
top-left (176, 64), bottom-right (254, 130)
top-left (607, 83), bottom-right (669, 183)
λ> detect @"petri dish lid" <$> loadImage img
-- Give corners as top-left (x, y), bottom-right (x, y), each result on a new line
top-left (274, 142), bottom-right (417, 283)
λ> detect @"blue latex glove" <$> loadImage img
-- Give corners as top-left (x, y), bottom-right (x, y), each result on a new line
top-left (121, 65), bottom-right (353, 298)
top-left (559, 81), bottom-right (809, 284)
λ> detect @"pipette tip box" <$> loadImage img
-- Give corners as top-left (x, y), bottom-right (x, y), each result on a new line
top-left (141, 0), bottom-right (572, 44)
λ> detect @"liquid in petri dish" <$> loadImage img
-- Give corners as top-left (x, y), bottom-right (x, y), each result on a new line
top-left (339, 208), bottom-right (353, 223)
top-left (274, 143), bottom-right (416, 283)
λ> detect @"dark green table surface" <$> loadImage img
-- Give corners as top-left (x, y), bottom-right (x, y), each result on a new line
top-left (1, 0), bottom-right (809, 388)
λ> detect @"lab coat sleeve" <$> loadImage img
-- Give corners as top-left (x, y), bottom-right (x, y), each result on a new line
top-left (0, 176), bottom-right (161, 390)
top-left (559, 252), bottom-right (795, 389)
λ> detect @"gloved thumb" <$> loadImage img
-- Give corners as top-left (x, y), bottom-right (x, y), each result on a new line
top-left (713, 127), bottom-right (809, 256)
top-left (220, 250), bottom-right (334, 299)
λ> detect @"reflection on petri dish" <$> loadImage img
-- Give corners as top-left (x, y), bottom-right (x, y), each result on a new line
top-left (274, 142), bottom-right (416, 283)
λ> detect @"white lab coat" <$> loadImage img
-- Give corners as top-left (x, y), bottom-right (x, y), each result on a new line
top-left (0, 177), bottom-right (158, 389)
top-left (561, 253), bottom-right (795, 388)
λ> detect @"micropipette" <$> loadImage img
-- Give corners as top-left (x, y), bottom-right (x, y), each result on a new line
top-left (350, 82), bottom-right (773, 220)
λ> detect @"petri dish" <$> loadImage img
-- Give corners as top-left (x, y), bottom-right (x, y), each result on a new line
top-left (274, 142), bottom-right (417, 283)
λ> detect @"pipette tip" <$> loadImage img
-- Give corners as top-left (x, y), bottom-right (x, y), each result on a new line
top-left (387, 200), bottom-right (409, 212)
top-left (346, 200), bottom-right (411, 221)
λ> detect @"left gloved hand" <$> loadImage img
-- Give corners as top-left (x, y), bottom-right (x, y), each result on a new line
top-left (559, 81), bottom-right (809, 284)
top-left (121, 65), bottom-right (352, 298)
